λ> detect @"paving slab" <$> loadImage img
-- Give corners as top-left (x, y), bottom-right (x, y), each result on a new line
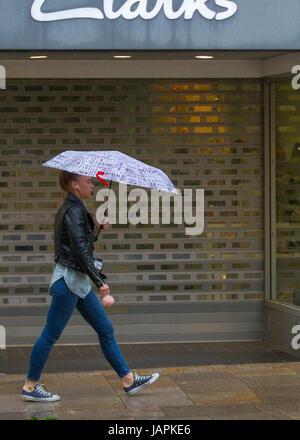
top-left (121, 388), bottom-right (193, 409)
top-left (158, 404), bottom-right (225, 419)
top-left (0, 394), bottom-right (57, 413)
top-left (0, 412), bottom-right (28, 420)
top-left (236, 374), bottom-right (300, 387)
top-left (54, 395), bottom-right (124, 411)
top-left (43, 374), bottom-right (108, 387)
top-left (254, 396), bottom-right (300, 411)
top-left (228, 364), bottom-right (296, 377)
top-left (52, 409), bottom-right (109, 420)
top-left (282, 362), bottom-right (300, 373)
top-left (168, 370), bottom-right (261, 405)
top-left (170, 402), bottom-right (290, 421)
top-left (277, 408), bottom-right (300, 419)
top-left (248, 384), bottom-right (300, 401)
top-left (208, 410), bottom-right (292, 420)
top-left (157, 415), bottom-right (213, 420)
top-left (189, 390), bottom-right (262, 406)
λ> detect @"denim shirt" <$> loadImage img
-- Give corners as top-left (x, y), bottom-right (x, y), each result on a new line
top-left (49, 262), bottom-right (91, 299)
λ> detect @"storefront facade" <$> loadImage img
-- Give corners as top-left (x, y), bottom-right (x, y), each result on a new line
top-left (0, 0), bottom-right (299, 355)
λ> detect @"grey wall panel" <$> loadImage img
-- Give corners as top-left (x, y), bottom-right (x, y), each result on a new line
top-left (6, 332), bottom-right (264, 346)
top-left (264, 301), bottom-right (300, 359)
top-left (0, 311), bottom-right (263, 327)
top-left (3, 301), bottom-right (264, 345)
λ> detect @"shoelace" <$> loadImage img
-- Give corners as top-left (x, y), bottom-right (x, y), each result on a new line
top-left (36, 384), bottom-right (51, 396)
top-left (134, 373), bottom-right (149, 385)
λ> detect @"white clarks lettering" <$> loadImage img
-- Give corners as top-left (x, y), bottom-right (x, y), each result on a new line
top-left (31, 0), bottom-right (238, 22)
top-left (215, 0), bottom-right (238, 20)
top-left (31, 0), bottom-right (104, 21)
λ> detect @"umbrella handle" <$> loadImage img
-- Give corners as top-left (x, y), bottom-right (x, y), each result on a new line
top-left (98, 180), bottom-right (112, 232)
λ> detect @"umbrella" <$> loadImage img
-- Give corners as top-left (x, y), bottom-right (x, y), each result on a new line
top-left (42, 150), bottom-right (178, 194)
top-left (42, 149), bottom-right (179, 233)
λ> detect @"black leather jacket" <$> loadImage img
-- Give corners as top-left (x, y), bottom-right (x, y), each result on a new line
top-left (53, 192), bottom-right (106, 288)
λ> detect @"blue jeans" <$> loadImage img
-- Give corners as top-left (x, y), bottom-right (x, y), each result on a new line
top-left (26, 277), bottom-right (131, 382)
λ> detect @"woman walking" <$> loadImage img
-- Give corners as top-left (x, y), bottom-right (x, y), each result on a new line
top-left (21, 171), bottom-right (159, 402)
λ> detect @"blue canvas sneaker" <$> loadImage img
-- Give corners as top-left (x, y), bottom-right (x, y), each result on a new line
top-left (123, 371), bottom-right (160, 396)
top-left (22, 384), bottom-right (60, 402)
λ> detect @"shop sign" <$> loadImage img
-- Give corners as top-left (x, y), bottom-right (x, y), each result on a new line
top-left (31, 0), bottom-right (238, 22)
top-left (0, 0), bottom-right (299, 50)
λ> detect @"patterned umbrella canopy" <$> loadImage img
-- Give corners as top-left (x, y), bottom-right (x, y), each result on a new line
top-left (42, 150), bottom-right (179, 194)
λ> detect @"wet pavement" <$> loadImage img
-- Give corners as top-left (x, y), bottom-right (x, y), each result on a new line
top-left (2, 362), bottom-right (300, 420)
top-left (0, 342), bottom-right (300, 420)
top-left (0, 341), bottom-right (298, 376)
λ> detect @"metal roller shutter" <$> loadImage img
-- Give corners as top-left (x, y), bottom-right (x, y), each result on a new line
top-left (0, 78), bottom-right (264, 345)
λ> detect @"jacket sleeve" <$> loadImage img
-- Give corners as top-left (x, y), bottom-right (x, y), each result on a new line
top-left (64, 206), bottom-right (105, 288)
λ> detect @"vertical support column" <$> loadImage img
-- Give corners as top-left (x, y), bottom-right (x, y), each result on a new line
top-left (269, 82), bottom-right (277, 302)
top-left (264, 80), bottom-right (271, 303)
top-left (264, 79), bottom-right (277, 304)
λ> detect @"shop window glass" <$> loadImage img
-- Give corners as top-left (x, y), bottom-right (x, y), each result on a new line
top-left (275, 79), bottom-right (300, 306)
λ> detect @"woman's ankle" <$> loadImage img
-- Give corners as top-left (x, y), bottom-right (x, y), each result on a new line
top-left (122, 372), bottom-right (134, 387)
top-left (23, 380), bottom-right (38, 391)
